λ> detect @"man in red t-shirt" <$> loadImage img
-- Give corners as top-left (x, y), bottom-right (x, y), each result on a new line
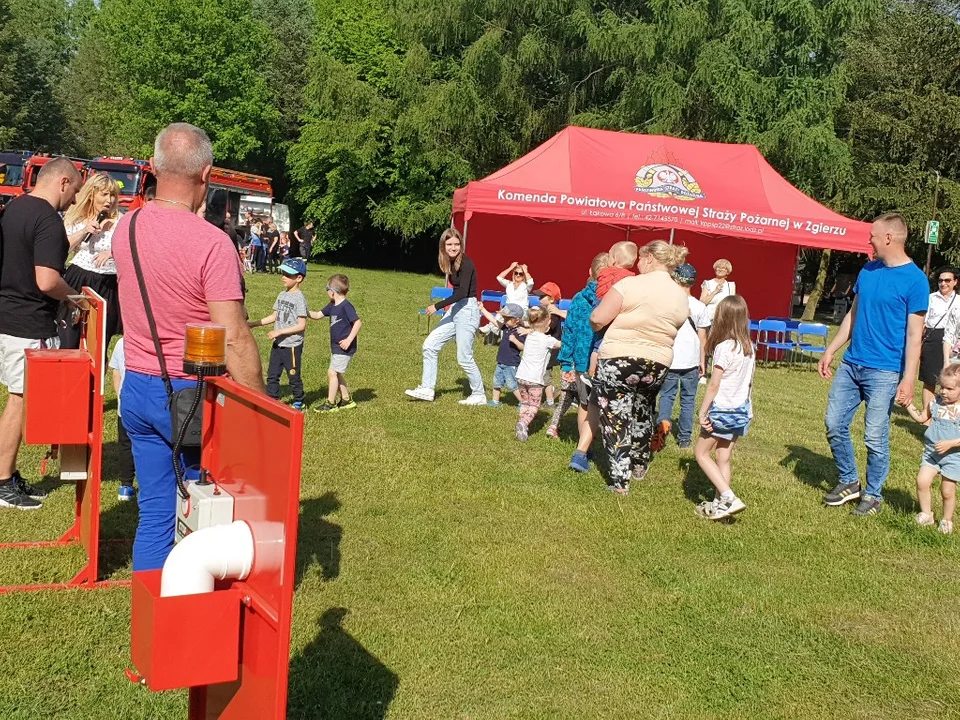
top-left (112, 122), bottom-right (264, 571)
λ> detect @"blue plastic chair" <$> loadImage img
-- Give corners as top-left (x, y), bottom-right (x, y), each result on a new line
top-left (748, 319), bottom-right (761, 348)
top-left (480, 289), bottom-right (505, 307)
top-left (757, 319), bottom-right (794, 363)
top-left (558, 298), bottom-right (572, 311)
top-left (418, 286), bottom-right (453, 333)
top-left (528, 296), bottom-right (541, 308)
top-left (795, 322), bottom-right (828, 366)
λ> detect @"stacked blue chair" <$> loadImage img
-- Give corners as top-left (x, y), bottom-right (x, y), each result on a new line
top-left (558, 299), bottom-right (572, 311)
top-left (480, 289), bottom-right (505, 307)
top-left (757, 319), bottom-right (794, 363)
top-left (418, 287), bottom-right (453, 334)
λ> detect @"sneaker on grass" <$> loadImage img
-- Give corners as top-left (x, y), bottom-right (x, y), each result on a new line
top-left (487, 400), bottom-right (502, 408)
top-left (337, 400), bottom-right (357, 411)
top-left (13, 471), bottom-right (47, 500)
top-left (515, 422), bottom-right (528, 442)
top-left (0, 479), bottom-right (41, 510)
top-left (545, 425), bottom-right (559, 439)
top-left (118, 485), bottom-right (136, 502)
top-left (916, 512), bottom-right (935, 527)
top-left (459, 393), bottom-right (487, 406)
top-left (313, 401), bottom-right (338, 413)
top-left (711, 495), bottom-right (746, 520)
top-left (939, 519), bottom-right (954, 535)
top-left (569, 450), bottom-right (589, 473)
top-left (694, 498), bottom-right (720, 518)
top-left (824, 481), bottom-right (860, 507)
top-left (291, 401), bottom-right (305, 412)
top-left (851, 495), bottom-right (881, 516)
top-left (405, 387), bottom-right (435, 402)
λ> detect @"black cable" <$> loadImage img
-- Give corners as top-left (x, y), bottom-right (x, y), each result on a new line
top-left (173, 366), bottom-right (207, 501)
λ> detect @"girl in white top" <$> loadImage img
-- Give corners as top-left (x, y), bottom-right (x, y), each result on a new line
top-left (694, 295), bottom-right (756, 521)
top-left (514, 307), bottom-right (561, 441)
top-left (482, 261), bottom-right (535, 334)
top-left (57, 173), bottom-right (123, 351)
top-left (700, 258), bottom-right (736, 324)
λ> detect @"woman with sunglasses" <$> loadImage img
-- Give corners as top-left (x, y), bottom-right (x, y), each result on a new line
top-left (932, 268), bottom-right (960, 403)
top-left (481, 261), bottom-right (535, 335)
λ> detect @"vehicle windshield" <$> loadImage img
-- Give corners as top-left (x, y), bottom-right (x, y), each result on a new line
top-left (89, 167), bottom-right (141, 196)
top-left (0, 162), bottom-right (24, 187)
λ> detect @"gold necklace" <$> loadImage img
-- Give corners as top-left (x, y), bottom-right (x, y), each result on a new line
top-left (154, 197), bottom-right (194, 211)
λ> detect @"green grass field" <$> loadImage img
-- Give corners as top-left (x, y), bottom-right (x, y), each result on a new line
top-left (1, 265), bottom-right (958, 719)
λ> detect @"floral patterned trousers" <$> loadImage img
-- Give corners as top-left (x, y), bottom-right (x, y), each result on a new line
top-left (595, 357), bottom-right (669, 485)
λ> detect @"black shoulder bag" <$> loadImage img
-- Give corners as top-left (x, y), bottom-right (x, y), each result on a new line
top-left (128, 209), bottom-right (204, 449)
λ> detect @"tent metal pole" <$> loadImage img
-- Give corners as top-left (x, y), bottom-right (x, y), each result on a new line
top-left (462, 218), bottom-right (470, 252)
top-left (669, 228), bottom-right (675, 245)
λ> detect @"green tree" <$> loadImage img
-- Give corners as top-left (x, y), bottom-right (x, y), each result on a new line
top-left (64, 0), bottom-right (280, 166)
top-left (839, 0), bottom-right (960, 265)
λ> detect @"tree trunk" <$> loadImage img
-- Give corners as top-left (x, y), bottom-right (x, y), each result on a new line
top-left (801, 249), bottom-right (831, 322)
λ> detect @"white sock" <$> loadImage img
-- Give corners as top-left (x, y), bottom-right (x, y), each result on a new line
top-left (720, 489), bottom-right (735, 502)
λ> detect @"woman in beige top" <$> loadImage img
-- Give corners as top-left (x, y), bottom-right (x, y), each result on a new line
top-left (590, 240), bottom-right (691, 494)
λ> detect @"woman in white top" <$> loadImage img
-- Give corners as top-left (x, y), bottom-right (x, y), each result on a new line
top-left (923, 267), bottom-right (958, 409)
top-left (700, 258), bottom-right (736, 324)
top-left (57, 173), bottom-right (122, 351)
top-left (497, 262), bottom-right (534, 305)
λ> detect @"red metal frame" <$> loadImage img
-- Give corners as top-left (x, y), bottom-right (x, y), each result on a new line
top-left (130, 377), bottom-right (304, 719)
top-left (0, 287), bottom-right (124, 593)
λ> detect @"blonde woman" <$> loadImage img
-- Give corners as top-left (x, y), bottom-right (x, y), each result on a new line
top-left (57, 173), bottom-right (122, 350)
top-left (590, 240), bottom-right (691, 494)
top-left (406, 228), bottom-right (486, 404)
top-left (700, 258), bottom-right (736, 324)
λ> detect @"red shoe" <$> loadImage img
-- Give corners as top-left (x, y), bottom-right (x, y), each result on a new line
top-left (651, 420), bottom-right (671, 452)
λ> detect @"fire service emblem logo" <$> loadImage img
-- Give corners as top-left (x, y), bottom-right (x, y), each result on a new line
top-left (634, 163), bottom-right (705, 201)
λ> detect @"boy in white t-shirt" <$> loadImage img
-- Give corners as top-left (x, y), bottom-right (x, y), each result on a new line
top-left (656, 264), bottom-right (710, 449)
top-left (514, 307), bottom-right (561, 441)
top-left (108, 338), bottom-right (136, 502)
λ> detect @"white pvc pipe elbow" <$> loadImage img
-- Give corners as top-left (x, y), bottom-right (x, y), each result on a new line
top-left (160, 521), bottom-right (255, 597)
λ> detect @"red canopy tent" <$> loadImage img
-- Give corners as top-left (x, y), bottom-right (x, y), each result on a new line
top-left (452, 126), bottom-right (870, 320)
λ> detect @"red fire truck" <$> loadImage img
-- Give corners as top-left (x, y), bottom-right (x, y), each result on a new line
top-left (0, 150), bottom-right (34, 206)
top-left (85, 157), bottom-right (284, 228)
top-left (22, 153), bottom-right (88, 191)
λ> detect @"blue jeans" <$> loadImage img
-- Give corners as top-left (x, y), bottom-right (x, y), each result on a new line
top-left (824, 361), bottom-right (900, 501)
top-left (657, 367), bottom-right (699, 443)
top-left (121, 370), bottom-right (201, 571)
top-left (421, 298), bottom-right (484, 394)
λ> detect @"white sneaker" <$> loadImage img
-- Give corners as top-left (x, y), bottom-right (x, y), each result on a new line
top-left (939, 519), bottom-right (954, 535)
top-left (405, 387), bottom-right (435, 402)
top-left (709, 495), bottom-right (746, 520)
top-left (916, 512), bottom-right (935, 527)
top-left (459, 393), bottom-right (487, 406)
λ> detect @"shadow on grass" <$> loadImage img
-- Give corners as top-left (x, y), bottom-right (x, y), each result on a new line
top-left (296, 492), bottom-right (342, 589)
top-left (287, 608), bottom-right (399, 720)
top-left (679, 456), bottom-right (713, 505)
top-left (893, 415), bottom-right (926, 443)
top-left (303, 388), bottom-right (378, 407)
top-left (780, 444), bottom-right (916, 514)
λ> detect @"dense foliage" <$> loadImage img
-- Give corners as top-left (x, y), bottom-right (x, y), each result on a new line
top-left (2, 0), bottom-right (959, 271)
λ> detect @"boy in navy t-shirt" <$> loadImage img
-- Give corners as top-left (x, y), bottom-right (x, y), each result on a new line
top-left (310, 273), bottom-right (362, 412)
top-left (488, 303), bottom-right (525, 407)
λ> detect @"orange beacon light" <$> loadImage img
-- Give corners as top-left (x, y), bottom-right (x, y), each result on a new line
top-left (183, 324), bottom-right (227, 376)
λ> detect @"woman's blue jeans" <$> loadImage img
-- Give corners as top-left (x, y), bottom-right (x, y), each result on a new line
top-left (420, 298), bottom-right (484, 394)
top-left (824, 361), bottom-right (899, 501)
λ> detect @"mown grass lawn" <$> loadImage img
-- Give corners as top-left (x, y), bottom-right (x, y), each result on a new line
top-left (1, 264), bottom-right (958, 719)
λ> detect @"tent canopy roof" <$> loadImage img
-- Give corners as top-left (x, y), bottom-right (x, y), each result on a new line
top-left (453, 126), bottom-right (869, 253)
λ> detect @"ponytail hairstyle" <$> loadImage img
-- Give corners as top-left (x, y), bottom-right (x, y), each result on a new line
top-left (438, 227), bottom-right (464, 275)
top-left (706, 295), bottom-right (753, 357)
top-left (640, 240), bottom-right (689, 273)
top-left (526, 306), bottom-right (551, 333)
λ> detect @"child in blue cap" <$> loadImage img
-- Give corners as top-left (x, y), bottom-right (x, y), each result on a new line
top-left (248, 258), bottom-right (309, 410)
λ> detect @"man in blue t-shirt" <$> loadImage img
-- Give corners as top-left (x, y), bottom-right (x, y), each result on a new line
top-left (818, 213), bottom-right (928, 515)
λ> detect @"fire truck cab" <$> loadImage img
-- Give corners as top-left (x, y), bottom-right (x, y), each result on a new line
top-left (23, 154), bottom-right (88, 192)
top-left (85, 157), bottom-right (154, 211)
top-left (0, 150), bottom-right (33, 206)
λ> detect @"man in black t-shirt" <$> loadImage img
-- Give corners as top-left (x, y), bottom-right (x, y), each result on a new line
top-left (294, 221), bottom-right (314, 260)
top-left (0, 158), bottom-right (82, 510)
